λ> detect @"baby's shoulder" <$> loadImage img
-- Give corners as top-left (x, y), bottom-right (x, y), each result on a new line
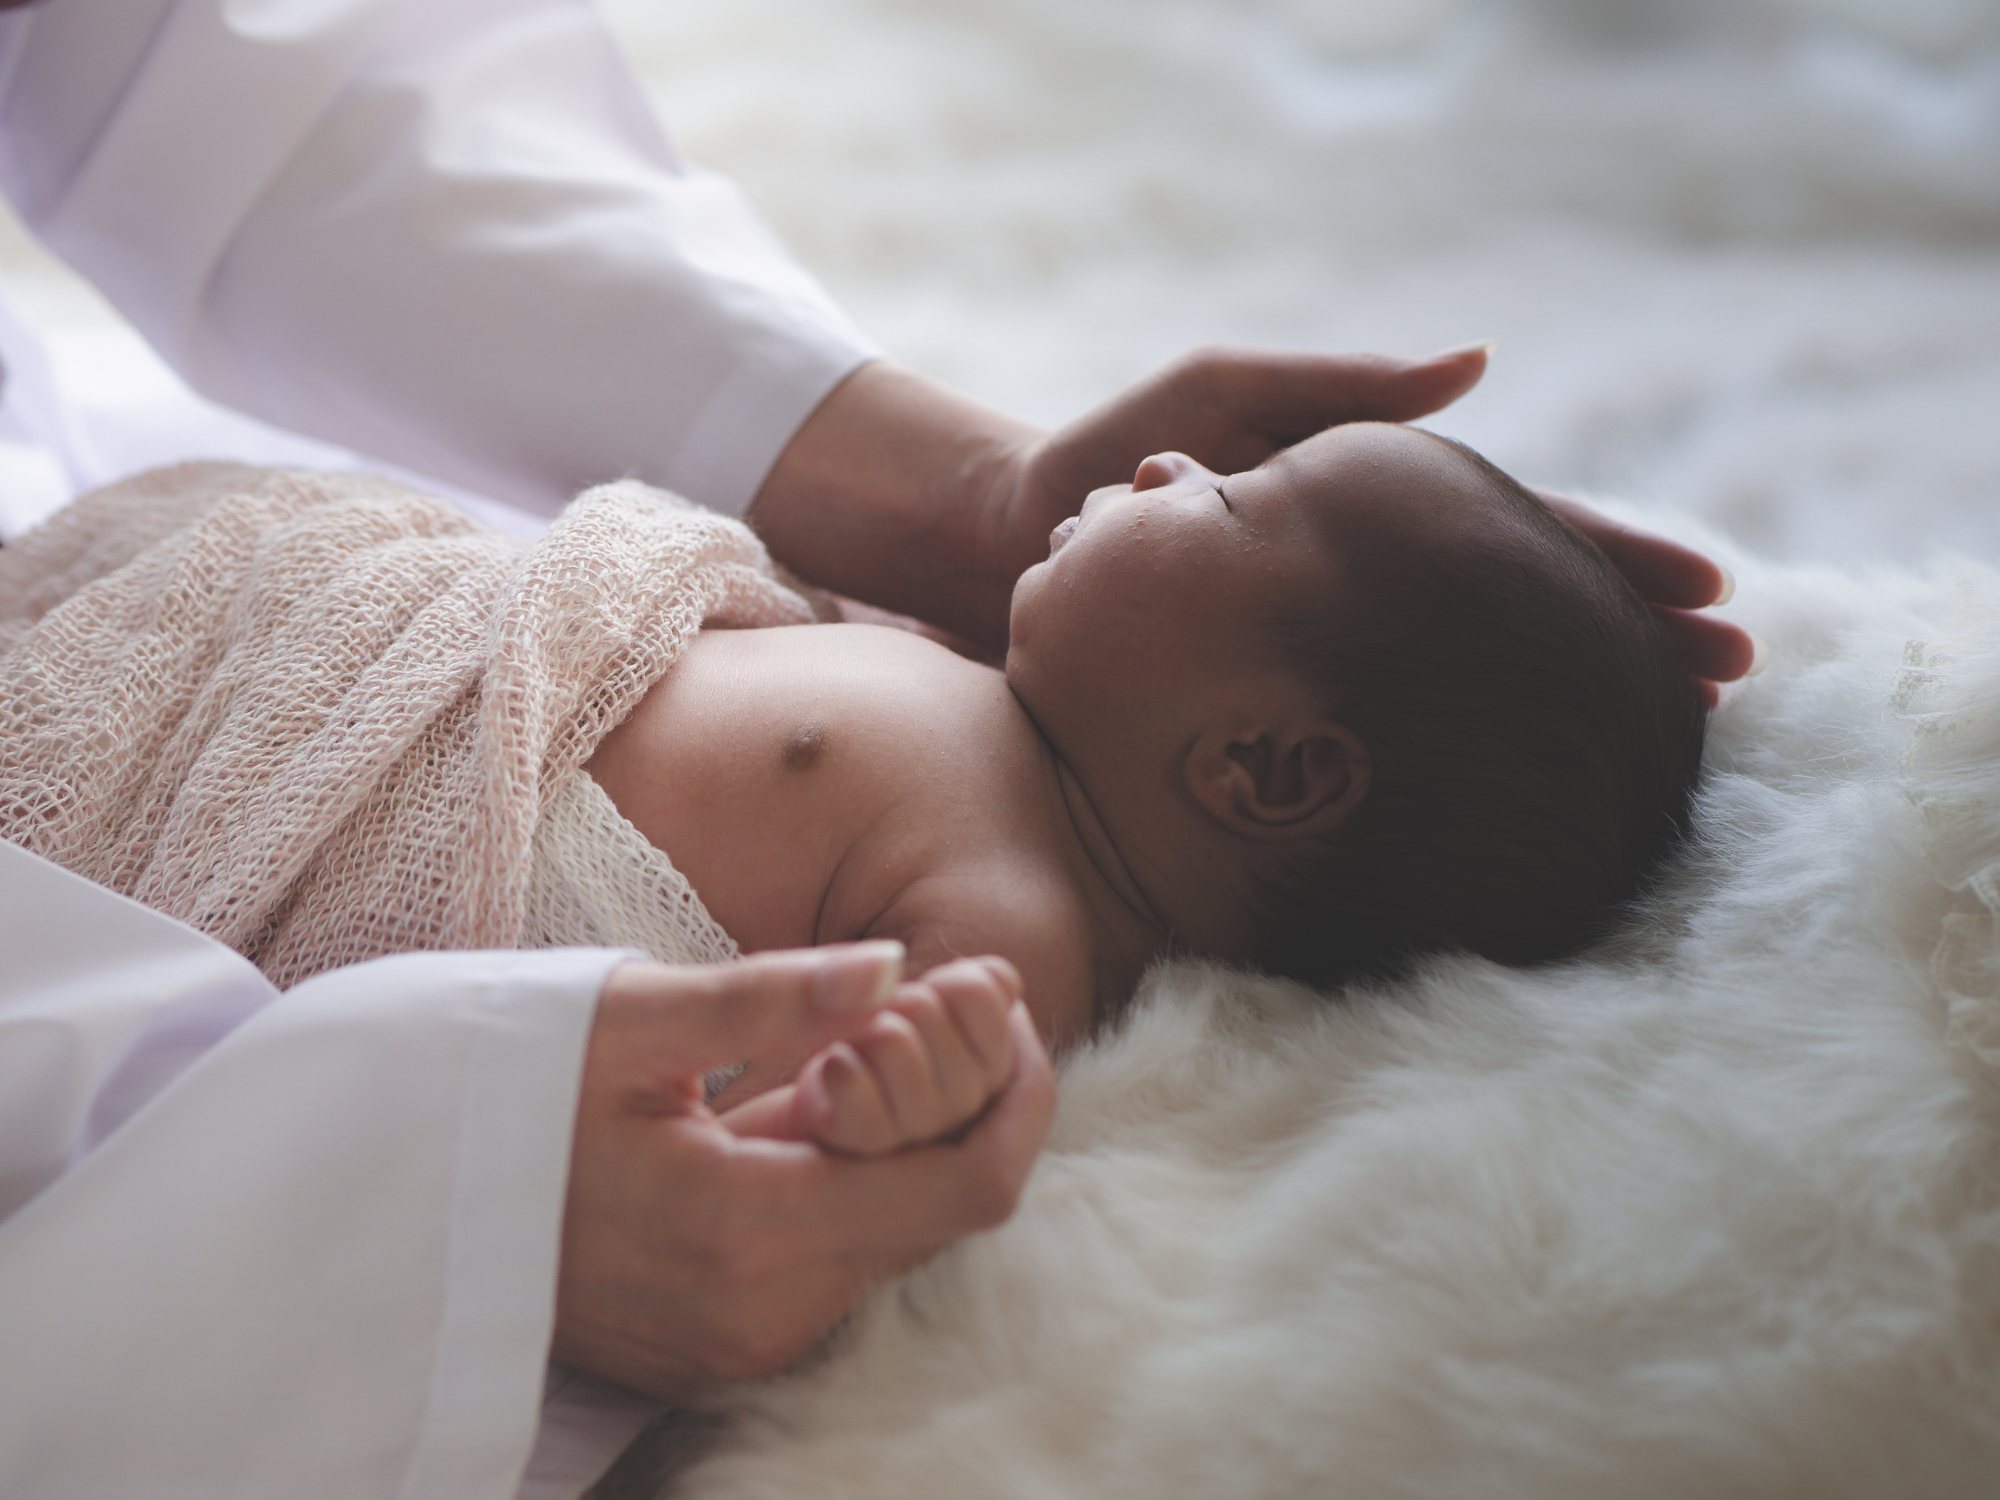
top-left (780, 628), bottom-right (1098, 1040)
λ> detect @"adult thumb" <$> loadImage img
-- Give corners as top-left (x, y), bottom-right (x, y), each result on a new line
top-left (592, 941), bottom-right (906, 1079)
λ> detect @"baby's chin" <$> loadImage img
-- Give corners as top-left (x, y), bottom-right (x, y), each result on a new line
top-left (1002, 568), bottom-right (1049, 679)
top-left (1000, 646), bottom-right (1028, 698)
top-left (998, 634), bottom-right (1054, 729)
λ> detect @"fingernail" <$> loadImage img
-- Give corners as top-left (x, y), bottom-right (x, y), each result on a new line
top-left (813, 940), bottom-right (905, 1013)
top-left (973, 955), bottom-right (1024, 1001)
top-left (1713, 566), bottom-right (1736, 607)
top-left (1424, 338), bottom-right (1497, 362)
top-left (1746, 634), bottom-right (1769, 677)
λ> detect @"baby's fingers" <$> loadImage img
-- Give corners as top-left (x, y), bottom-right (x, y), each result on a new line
top-left (871, 962), bottom-right (1020, 1137)
top-left (812, 957), bottom-right (1027, 1155)
top-left (803, 1043), bottom-right (903, 1157)
top-left (920, 958), bottom-right (1020, 1094)
top-left (846, 1004), bottom-right (959, 1144)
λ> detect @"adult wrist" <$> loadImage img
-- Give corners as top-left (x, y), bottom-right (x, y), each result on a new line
top-left (748, 360), bottom-right (1040, 641)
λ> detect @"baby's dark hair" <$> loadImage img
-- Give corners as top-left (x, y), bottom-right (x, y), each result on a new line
top-left (1253, 433), bottom-right (1707, 988)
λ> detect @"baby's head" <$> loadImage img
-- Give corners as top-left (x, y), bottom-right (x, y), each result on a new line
top-left (1006, 421), bottom-right (1706, 990)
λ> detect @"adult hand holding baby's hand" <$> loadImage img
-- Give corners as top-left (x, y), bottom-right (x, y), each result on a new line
top-left (553, 944), bottom-right (1053, 1403)
top-left (714, 956), bottom-right (1025, 1156)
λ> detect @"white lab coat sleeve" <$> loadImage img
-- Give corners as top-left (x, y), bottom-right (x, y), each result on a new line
top-left (0, 839), bottom-right (631, 1499)
top-left (0, 0), bottom-right (879, 520)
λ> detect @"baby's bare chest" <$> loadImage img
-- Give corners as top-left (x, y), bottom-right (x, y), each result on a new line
top-left (584, 623), bottom-right (1068, 958)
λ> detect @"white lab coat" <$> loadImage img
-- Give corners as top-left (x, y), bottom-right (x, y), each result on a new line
top-left (0, 0), bottom-right (874, 522)
top-left (0, 0), bottom-right (878, 1494)
top-left (0, 843), bottom-right (640, 1498)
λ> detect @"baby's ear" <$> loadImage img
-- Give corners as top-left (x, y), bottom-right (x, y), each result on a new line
top-left (1186, 719), bottom-right (1370, 842)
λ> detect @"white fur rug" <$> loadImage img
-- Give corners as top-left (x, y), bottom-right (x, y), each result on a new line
top-left (641, 529), bottom-right (2000, 1498)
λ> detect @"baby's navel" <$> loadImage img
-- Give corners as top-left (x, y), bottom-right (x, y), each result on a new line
top-left (782, 722), bottom-right (828, 772)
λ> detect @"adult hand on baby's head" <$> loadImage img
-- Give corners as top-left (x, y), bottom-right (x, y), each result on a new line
top-left (751, 345), bottom-right (1491, 656)
top-left (1535, 488), bottom-right (1763, 706)
top-left (553, 944), bottom-right (1054, 1403)
top-left (975, 343), bottom-right (1495, 651)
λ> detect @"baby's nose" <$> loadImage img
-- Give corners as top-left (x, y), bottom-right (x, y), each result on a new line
top-left (1131, 452), bottom-right (1205, 492)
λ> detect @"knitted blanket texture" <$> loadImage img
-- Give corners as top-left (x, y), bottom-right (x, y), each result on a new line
top-left (0, 462), bottom-right (812, 985)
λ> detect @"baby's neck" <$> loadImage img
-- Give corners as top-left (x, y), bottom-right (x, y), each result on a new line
top-left (1031, 723), bottom-right (1176, 1021)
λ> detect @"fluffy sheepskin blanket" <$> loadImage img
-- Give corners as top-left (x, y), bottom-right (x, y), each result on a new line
top-left (623, 532), bottom-right (2000, 1499)
top-left (0, 463), bottom-right (811, 985)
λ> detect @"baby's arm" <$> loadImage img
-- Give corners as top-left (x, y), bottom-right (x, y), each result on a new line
top-left (791, 957), bottom-right (1021, 1156)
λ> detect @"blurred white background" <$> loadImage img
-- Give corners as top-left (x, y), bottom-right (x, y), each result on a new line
top-left (6, 0), bottom-right (1998, 564)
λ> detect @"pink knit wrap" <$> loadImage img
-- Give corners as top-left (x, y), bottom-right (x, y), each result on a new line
top-left (0, 463), bottom-right (813, 986)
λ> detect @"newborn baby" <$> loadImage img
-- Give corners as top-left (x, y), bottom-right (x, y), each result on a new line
top-left (587, 421), bottom-right (1708, 1153)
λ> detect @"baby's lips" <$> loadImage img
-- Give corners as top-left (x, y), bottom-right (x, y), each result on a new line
top-left (1048, 516), bottom-right (1080, 555)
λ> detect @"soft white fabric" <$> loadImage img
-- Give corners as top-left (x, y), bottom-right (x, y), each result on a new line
top-left (0, 839), bottom-right (626, 1500)
top-left (0, 453), bottom-right (806, 1493)
top-left (0, 460), bottom-right (811, 988)
top-left (0, 0), bottom-right (877, 522)
top-left (661, 535), bottom-right (2000, 1498)
top-left (526, 769), bottom-right (742, 970)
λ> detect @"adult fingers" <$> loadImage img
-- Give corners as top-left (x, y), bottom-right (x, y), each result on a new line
top-left (1026, 344), bottom-right (1491, 514)
top-left (1534, 488), bottom-right (1762, 689)
top-left (1226, 341), bottom-right (1493, 430)
top-left (592, 940), bottom-right (905, 1084)
top-left (1650, 604), bottom-right (1765, 685)
top-left (1538, 489), bottom-right (1732, 610)
top-left (1144, 343), bottom-right (1491, 460)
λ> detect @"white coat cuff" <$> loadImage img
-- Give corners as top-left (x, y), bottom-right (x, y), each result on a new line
top-left (662, 317), bottom-right (877, 520)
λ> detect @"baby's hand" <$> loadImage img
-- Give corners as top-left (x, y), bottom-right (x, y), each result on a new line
top-left (789, 957), bottom-right (1023, 1157)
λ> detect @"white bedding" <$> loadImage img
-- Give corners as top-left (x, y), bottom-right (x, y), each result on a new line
top-left (646, 532), bottom-right (2000, 1496)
